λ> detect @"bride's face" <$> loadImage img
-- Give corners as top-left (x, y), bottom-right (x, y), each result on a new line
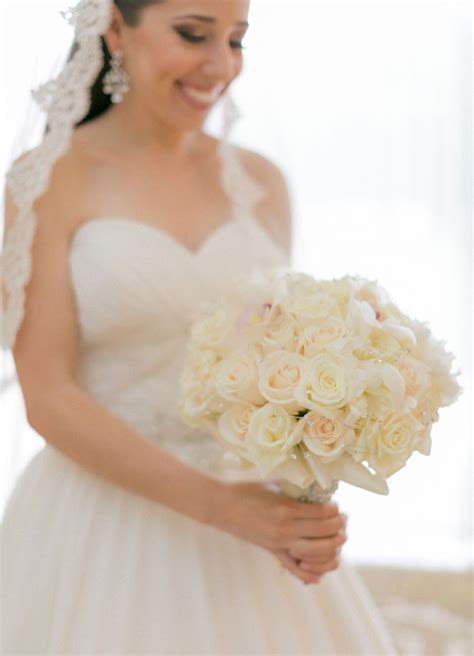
top-left (106, 0), bottom-right (250, 129)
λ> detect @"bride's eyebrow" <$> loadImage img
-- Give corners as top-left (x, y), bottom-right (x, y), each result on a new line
top-left (173, 14), bottom-right (249, 27)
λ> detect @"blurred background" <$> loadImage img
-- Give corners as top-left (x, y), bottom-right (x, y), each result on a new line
top-left (1, 1), bottom-right (472, 652)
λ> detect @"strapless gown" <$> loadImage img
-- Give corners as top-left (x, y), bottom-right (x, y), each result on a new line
top-left (1, 141), bottom-right (400, 655)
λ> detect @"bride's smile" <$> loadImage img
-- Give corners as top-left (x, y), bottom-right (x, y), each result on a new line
top-left (175, 80), bottom-right (226, 109)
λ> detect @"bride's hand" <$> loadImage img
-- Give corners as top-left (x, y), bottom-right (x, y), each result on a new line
top-left (211, 480), bottom-right (348, 585)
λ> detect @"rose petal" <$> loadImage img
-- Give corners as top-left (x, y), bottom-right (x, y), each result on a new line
top-left (381, 363), bottom-right (406, 411)
top-left (329, 452), bottom-right (389, 495)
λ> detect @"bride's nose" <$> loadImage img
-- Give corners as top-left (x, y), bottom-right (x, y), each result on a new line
top-left (201, 41), bottom-right (239, 83)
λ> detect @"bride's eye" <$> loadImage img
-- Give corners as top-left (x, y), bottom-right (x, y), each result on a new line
top-left (174, 28), bottom-right (245, 50)
top-left (175, 28), bottom-right (205, 43)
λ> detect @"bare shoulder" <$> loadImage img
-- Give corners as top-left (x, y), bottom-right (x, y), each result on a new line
top-left (232, 144), bottom-right (294, 256)
top-left (234, 145), bottom-right (287, 186)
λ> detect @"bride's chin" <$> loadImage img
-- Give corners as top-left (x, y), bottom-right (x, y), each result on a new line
top-left (149, 105), bottom-right (206, 132)
top-left (170, 113), bottom-right (208, 131)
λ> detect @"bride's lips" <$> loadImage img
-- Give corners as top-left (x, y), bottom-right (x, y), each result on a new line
top-left (175, 81), bottom-right (225, 110)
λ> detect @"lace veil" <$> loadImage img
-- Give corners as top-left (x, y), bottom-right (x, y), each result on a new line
top-left (2, 0), bottom-right (111, 350)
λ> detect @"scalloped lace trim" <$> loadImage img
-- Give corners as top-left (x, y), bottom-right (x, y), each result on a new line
top-left (218, 140), bottom-right (268, 219)
top-left (1, 0), bottom-right (112, 350)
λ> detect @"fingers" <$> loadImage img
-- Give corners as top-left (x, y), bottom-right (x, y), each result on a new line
top-left (291, 500), bottom-right (341, 520)
top-left (275, 549), bottom-right (323, 586)
top-left (298, 555), bottom-right (342, 577)
top-left (269, 499), bottom-right (348, 584)
top-left (286, 513), bottom-right (347, 540)
top-left (288, 530), bottom-right (347, 562)
top-left (268, 498), bottom-right (347, 554)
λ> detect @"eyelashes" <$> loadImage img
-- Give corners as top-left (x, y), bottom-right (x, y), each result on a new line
top-left (175, 28), bottom-right (245, 50)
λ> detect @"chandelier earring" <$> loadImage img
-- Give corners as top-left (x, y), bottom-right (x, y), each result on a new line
top-left (102, 48), bottom-right (129, 103)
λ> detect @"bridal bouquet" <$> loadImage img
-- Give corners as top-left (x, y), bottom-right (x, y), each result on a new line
top-left (178, 269), bottom-right (462, 502)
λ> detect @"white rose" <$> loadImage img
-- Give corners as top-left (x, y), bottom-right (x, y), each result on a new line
top-left (215, 349), bottom-right (266, 406)
top-left (296, 318), bottom-right (349, 357)
top-left (182, 348), bottom-right (220, 387)
top-left (179, 382), bottom-right (215, 426)
top-left (258, 350), bottom-right (306, 412)
top-left (257, 316), bottom-right (299, 357)
top-left (290, 410), bottom-right (349, 462)
top-left (234, 301), bottom-right (273, 332)
top-left (283, 272), bottom-right (322, 296)
top-left (190, 306), bottom-right (232, 350)
top-left (179, 349), bottom-right (224, 423)
top-left (367, 413), bottom-right (423, 477)
top-left (295, 352), bottom-right (365, 416)
top-left (281, 288), bottom-right (339, 328)
top-left (247, 404), bottom-right (298, 476)
top-left (217, 403), bottom-right (258, 460)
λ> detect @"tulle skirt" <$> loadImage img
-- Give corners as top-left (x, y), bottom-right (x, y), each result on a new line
top-left (2, 444), bottom-right (399, 655)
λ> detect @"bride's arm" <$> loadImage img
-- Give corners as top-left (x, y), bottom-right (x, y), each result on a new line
top-left (3, 173), bottom-right (222, 528)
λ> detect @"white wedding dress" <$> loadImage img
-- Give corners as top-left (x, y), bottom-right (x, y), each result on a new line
top-left (1, 140), bottom-right (400, 655)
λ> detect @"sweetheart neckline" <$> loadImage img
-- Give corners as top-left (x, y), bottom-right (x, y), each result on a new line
top-left (69, 215), bottom-right (288, 260)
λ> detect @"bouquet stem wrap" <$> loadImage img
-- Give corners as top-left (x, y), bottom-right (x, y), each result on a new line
top-left (297, 480), bottom-right (339, 504)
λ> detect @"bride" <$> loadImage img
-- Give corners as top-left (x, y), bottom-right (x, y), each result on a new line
top-left (1, 0), bottom-right (400, 653)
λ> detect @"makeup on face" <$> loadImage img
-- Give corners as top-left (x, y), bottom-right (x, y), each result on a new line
top-left (170, 10), bottom-right (249, 111)
top-left (172, 13), bottom-right (249, 50)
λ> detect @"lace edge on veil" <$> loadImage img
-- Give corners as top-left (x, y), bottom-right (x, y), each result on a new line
top-left (218, 87), bottom-right (270, 217)
top-left (1, 0), bottom-right (112, 351)
top-left (218, 140), bottom-right (268, 217)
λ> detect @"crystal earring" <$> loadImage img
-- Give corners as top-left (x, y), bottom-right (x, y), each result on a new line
top-left (102, 49), bottom-right (129, 104)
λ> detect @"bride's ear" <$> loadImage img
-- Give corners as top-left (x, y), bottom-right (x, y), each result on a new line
top-left (103, 5), bottom-right (126, 54)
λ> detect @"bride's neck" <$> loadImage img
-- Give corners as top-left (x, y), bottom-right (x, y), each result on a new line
top-left (99, 96), bottom-right (204, 160)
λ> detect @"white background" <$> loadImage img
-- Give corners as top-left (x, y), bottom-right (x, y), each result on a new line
top-left (1, 0), bottom-right (472, 570)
